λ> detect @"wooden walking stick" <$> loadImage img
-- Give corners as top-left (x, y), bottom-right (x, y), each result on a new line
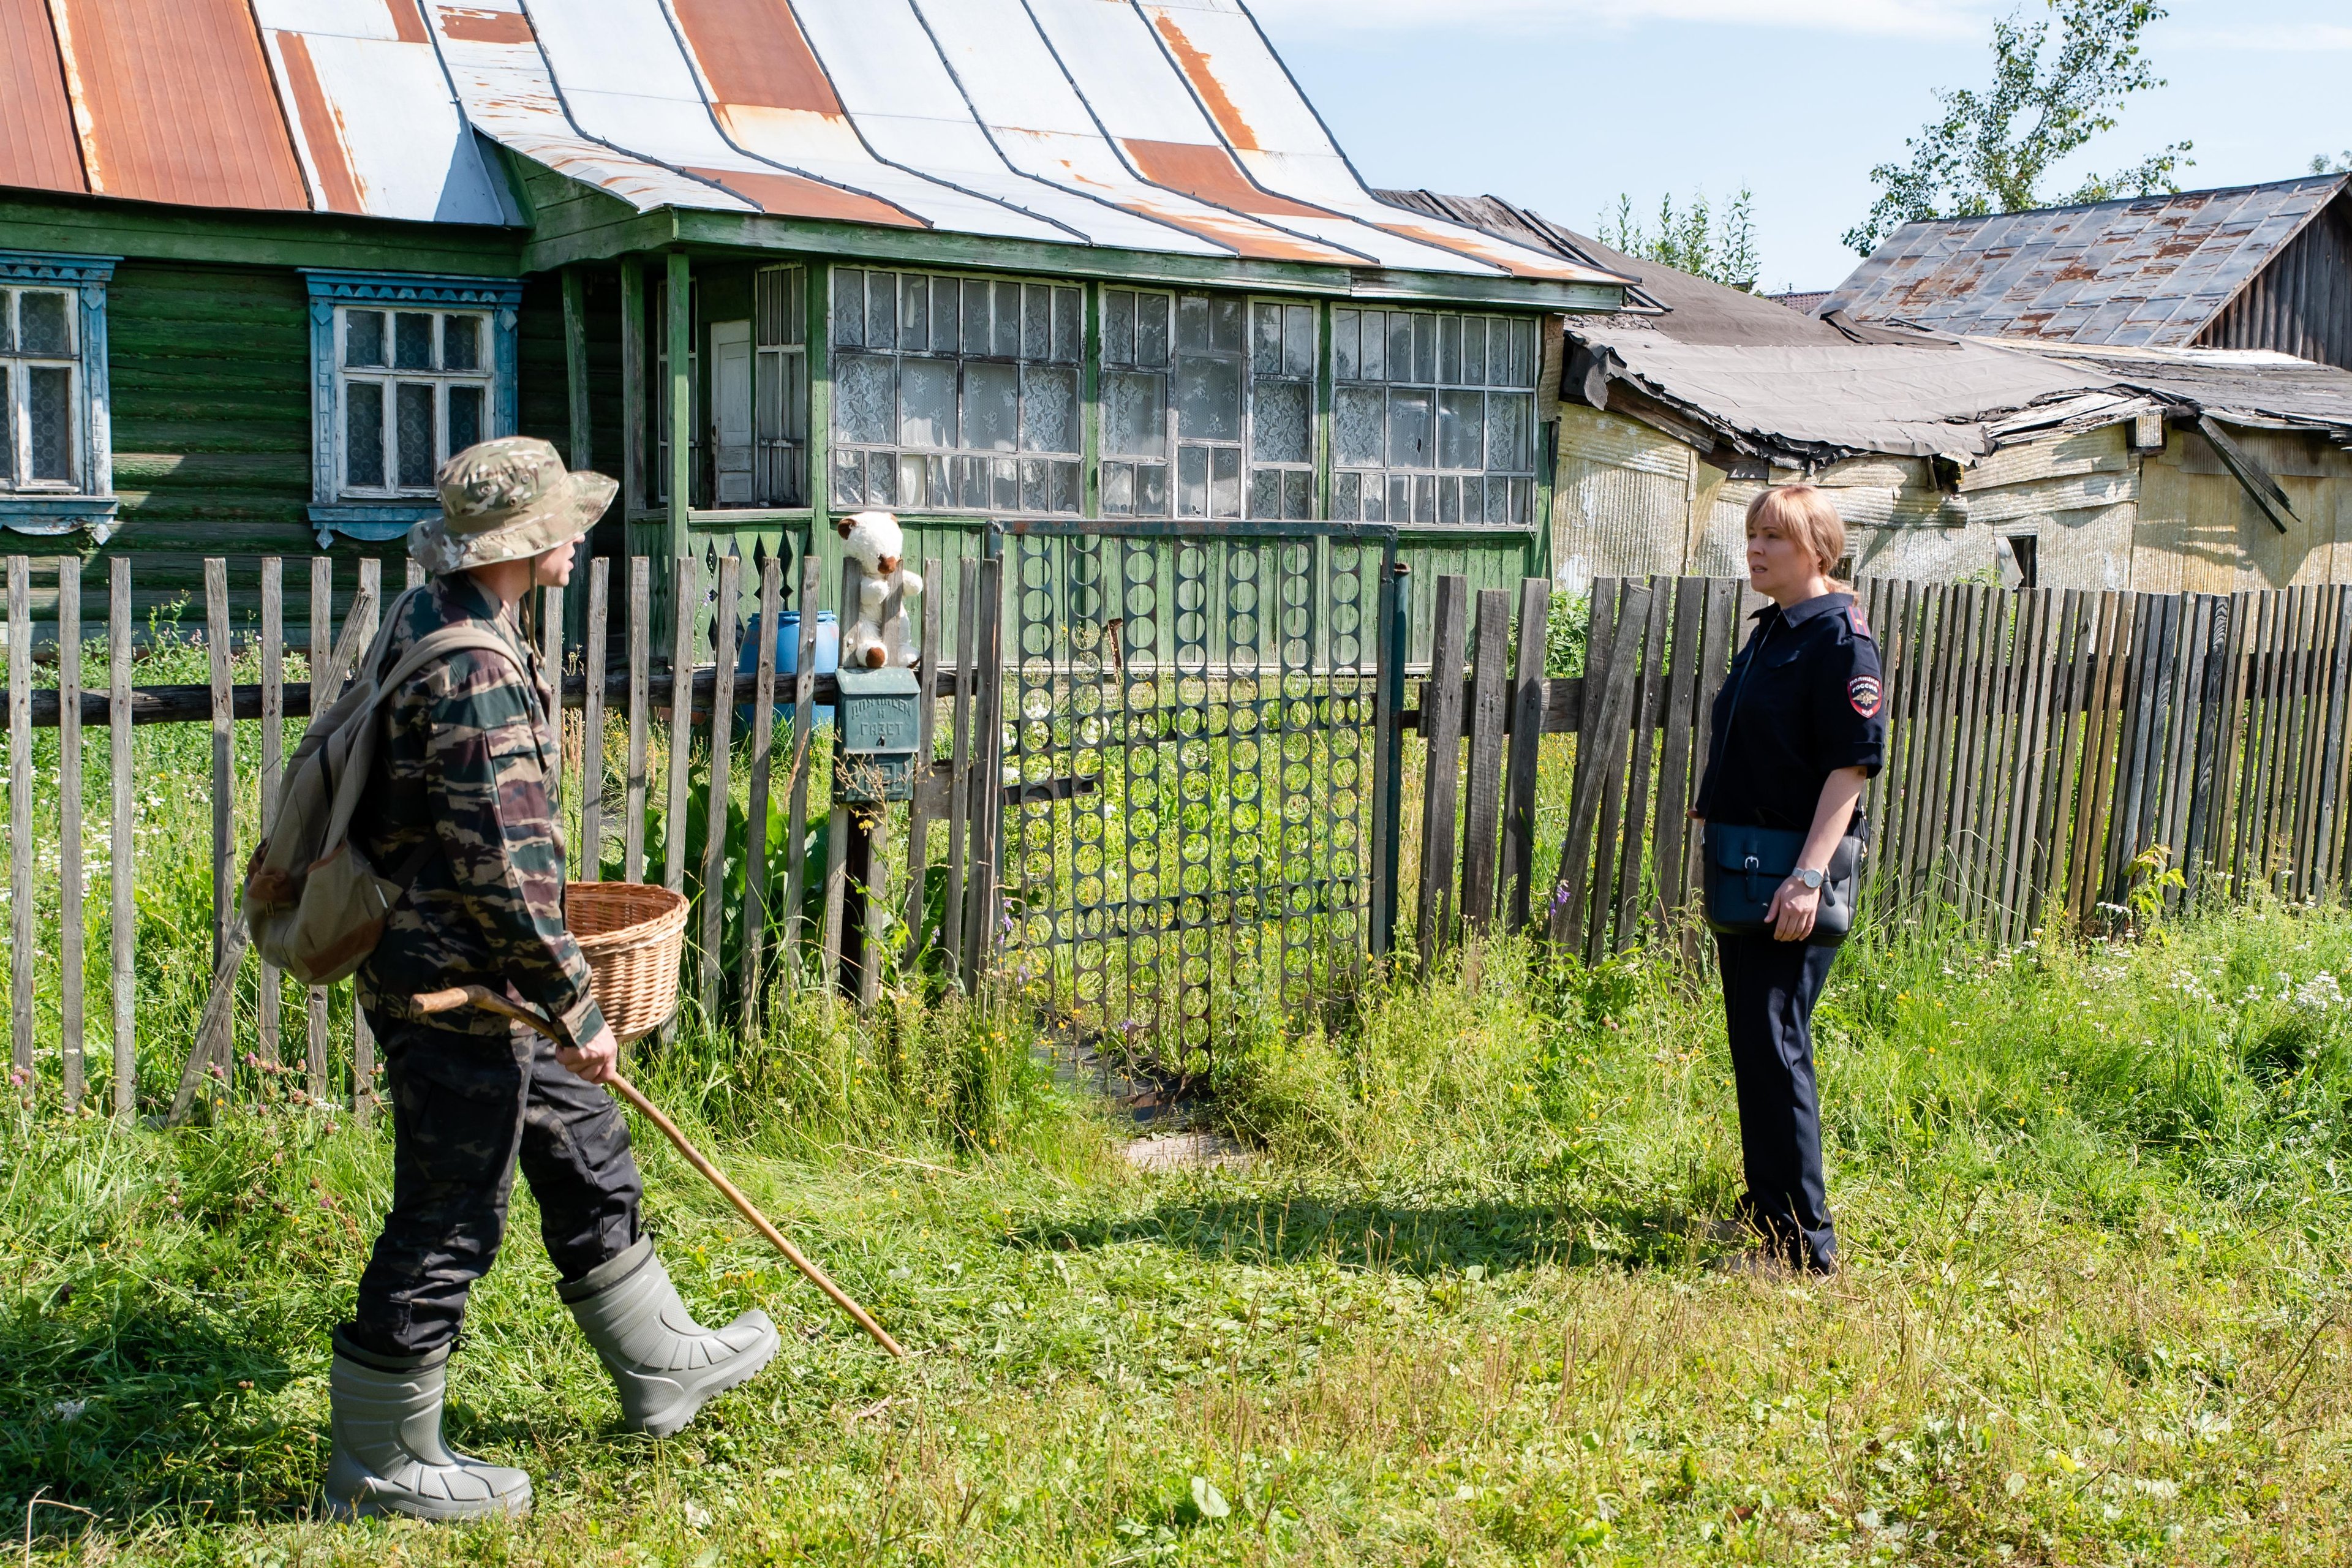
top-left (412, 985), bottom-right (908, 1360)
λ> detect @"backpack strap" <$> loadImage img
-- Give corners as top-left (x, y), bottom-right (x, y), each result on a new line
top-left (317, 612), bottom-right (532, 865)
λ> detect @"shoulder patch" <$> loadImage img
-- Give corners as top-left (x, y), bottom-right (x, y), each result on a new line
top-left (1848, 673), bottom-right (1883, 717)
top-left (1846, 603), bottom-right (1872, 639)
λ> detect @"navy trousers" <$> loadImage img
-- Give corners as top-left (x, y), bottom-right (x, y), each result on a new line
top-left (1714, 932), bottom-right (1840, 1272)
top-left (343, 1009), bottom-right (643, 1358)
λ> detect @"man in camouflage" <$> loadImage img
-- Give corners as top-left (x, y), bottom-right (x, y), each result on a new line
top-left (325, 437), bottom-right (777, 1523)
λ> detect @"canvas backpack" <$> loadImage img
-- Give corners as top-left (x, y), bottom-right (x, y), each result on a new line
top-left (240, 587), bottom-right (526, 985)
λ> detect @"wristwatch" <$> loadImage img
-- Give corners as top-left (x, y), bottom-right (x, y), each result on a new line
top-left (1791, 866), bottom-right (1826, 891)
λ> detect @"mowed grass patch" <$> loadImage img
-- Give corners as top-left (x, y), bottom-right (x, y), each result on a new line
top-left (10, 899), bottom-right (2352, 1563)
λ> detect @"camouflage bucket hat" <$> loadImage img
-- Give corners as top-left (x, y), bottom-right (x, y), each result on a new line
top-left (409, 435), bottom-right (617, 575)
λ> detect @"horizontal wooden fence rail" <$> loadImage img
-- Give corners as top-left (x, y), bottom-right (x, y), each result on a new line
top-left (2, 551), bottom-right (1006, 1120)
top-left (1406, 571), bottom-right (2352, 970)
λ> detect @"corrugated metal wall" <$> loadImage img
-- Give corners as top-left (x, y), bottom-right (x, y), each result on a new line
top-left (2198, 199), bottom-right (2352, 371)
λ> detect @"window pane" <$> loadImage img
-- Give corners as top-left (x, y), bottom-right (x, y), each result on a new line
top-left (833, 270), bottom-right (865, 347)
top-left (0, 293), bottom-right (11, 355)
top-left (1360, 311), bottom-right (1385, 379)
top-left (866, 273), bottom-right (897, 351)
top-left (1387, 315), bottom-right (1412, 382)
top-left (962, 280), bottom-right (991, 355)
top-left (1251, 379), bottom-right (1309, 464)
top-left (1104, 289), bottom-right (1134, 366)
top-left (1437, 389), bottom-right (1483, 470)
top-left (448, 383), bottom-right (484, 454)
top-left (834, 353), bottom-right (895, 445)
top-left (1136, 292), bottom-right (1170, 368)
top-left (932, 279), bottom-right (959, 353)
top-left (1104, 370), bottom-right (1166, 458)
top-left (1488, 392), bottom-right (1531, 472)
top-left (1052, 288), bottom-right (1081, 362)
top-left (1462, 317), bottom-right (1487, 385)
top-left (1332, 310), bottom-right (1358, 379)
top-left (1334, 386), bottom-right (1384, 467)
top-left (1021, 364), bottom-right (1077, 454)
top-left (1333, 470), bottom-right (1358, 521)
top-left (1050, 459), bottom-right (1079, 513)
top-left (443, 314), bottom-right (481, 372)
top-left (1210, 296), bottom-right (1245, 354)
top-left (992, 456), bottom-right (1019, 510)
top-left (956, 454), bottom-right (987, 509)
top-left (1283, 467), bottom-right (1313, 520)
top-left (1210, 446), bottom-right (1241, 518)
top-left (347, 310), bottom-right (385, 368)
top-left (1104, 461), bottom-right (1136, 515)
top-left (1176, 444), bottom-right (1208, 518)
top-left (899, 452), bottom-right (932, 509)
top-left (1252, 303), bottom-right (1282, 375)
top-left (20, 291), bottom-right (71, 356)
top-left (28, 365), bottom-right (72, 481)
top-left (899, 358), bottom-right (957, 449)
top-left (346, 380), bottom-right (383, 489)
top-left (1249, 466), bottom-right (1279, 519)
top-left (1136, 461), bottom-right (1168, 516)
top-left (1284, 306), bottom-right (1315, 377)
top-left (992, 282), bottom-right (1020, 358)
top-left (394, 312), bottom-right (434, 370)
top-left (758, 351), bottom-right (782, 442)
top-left (867, 448), bottom-right (897, 506)
top-left (396, 382), bottom-right (436, 487)
top-left (833, 447), bottom-right (863, 506)
top-left (1177, 293), bottom-right (1208, 354)
top-left (965, 361), bottom-right (1019, 451)
top-left (1387, 386), bottom-right (1431, 469)
top-left (1022, 285), bottom-right (1050, 361)
top-left (1438, 315), bottom-right (1460, 386)
top-left (1175, 355), bottom-right (1240, 442)
top-left (1021, 456), bottom-right (1048, 513)
top-left (900, 274), bottom-right (928, 352)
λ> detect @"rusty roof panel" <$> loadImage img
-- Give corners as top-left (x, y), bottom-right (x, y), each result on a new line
top-left (1822, 176), bottom-right (2351, 347)
top-left (51, 0), bottom-right (310, 210)
top-left (0, 0), bottom-right (85, 194)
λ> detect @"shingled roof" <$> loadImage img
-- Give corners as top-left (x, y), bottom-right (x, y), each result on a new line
top-left (1817, 176), bottom-right (2352, 353)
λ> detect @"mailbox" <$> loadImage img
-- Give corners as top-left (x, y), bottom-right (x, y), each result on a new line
top-left (833, 665), bottom-right (921, 804)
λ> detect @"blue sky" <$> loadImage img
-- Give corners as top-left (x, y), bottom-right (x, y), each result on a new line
top-left (1250, 0), bottom-right (2352, 291)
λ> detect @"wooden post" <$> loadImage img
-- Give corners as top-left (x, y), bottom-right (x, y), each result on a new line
top-left (1649, 578), bottom-right (1703, 938)
top-left (1548, 584), bottom-right (1649, 953)
top-left (1458, 587), bottom-right (1509, 935)
top-left (110, 560), bottom-right (134, 1116)
top-left (579, 557), bottom-right (609, 883)
top-left (1414, 575), bottom-right (1469, 967)
top-left (206, 559), bottom-right (233, 980)
top-left (740, 553), bottom-right (782, 1028)
top-left (960, 554), bottom-right (1005, 986)
top-left (698, 552), bottom-right (741, 1017)
top-left (307, 558), bottom-right (333, 1104)
top-left (353, 557), bottom-right (381, 1122)
top-left (940, 556), bottom-right (981, 987)
top-left (56, 559), bottom-right (83, 1104)
top-left (902, 556), bottom-right (943, 966)
top-left (625, 556), bottom-right (650, 884)
top-left (666, 251), bottom-right (692, 563)
top-left (859, 805), bottom-right (891, 1009)
top-left (1370, 560), bottom-right (1409, 956)
top-left (563, 265), bottom-right (593, 472)
top-left (538, 582), bottom-right (564, 815)
top-left (9, 557), bottom-right (29, 1091)
top-left (820, 559), bottom-right (858, 991)
top-left (1609, 582), bottom-right (1671, 956)
top-left (780, 553), bottom-right (824, 971)
top-left (621, 257), bottom-right (646, 518)
top-left (663, 553), bottom-right (699, 894)
top-left (257, 559), bottom-right (283, 1074)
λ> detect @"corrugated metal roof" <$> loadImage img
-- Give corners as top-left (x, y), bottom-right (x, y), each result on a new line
top-left (1820, 176), bottom-right (2352, 347)
top-left (0, 0), bottom-right (1619, 294)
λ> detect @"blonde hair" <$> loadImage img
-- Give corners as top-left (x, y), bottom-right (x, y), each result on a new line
top-left (1745, 483), bottom-right (1847, 581)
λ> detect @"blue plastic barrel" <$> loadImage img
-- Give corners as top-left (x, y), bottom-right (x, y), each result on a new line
top-left (737, 610), bottom-right (839, 728)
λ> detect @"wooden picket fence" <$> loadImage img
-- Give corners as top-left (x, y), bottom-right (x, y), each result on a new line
top-left (1407, 573), bottom-right (2352, 965)
top-left (1, 550), bottom-right (1004, 1121)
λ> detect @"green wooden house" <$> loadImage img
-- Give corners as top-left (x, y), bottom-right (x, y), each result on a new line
top-left (0, 0), bottom-right (1625, 652)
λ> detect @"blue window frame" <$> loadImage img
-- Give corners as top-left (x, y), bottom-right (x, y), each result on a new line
top-left (0, 251), bottom-right (118, 539)
top-left (303, 270), bottom-right (522, 549)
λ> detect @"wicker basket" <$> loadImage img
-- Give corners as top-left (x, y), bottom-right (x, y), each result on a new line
top-left (568, 881), bottom-right (690, 1042)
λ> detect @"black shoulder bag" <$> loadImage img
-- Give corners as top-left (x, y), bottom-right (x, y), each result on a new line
top-left (1699, 622), bottom-right (1868, 947)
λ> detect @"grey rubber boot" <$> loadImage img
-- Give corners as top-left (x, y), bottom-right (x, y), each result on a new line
top-left (322, 1330), bottom-right (532, 1521)
top-left (560, 1238), bottom-right (779, 1438)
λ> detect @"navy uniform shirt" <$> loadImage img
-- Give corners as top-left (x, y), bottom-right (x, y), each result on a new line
top-left (1692, 591), bottom-right (1886, 832)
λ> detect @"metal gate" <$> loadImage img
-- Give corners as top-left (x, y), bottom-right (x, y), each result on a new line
top-left (992, 520), bottom-right (1400, 1074)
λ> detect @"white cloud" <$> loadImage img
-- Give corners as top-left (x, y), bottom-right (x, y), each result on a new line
top-left (1246, 0), bottom-right (1994, 39)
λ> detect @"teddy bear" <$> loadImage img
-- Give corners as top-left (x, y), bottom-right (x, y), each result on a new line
top-left (835, 509), bottom-right (924, 669)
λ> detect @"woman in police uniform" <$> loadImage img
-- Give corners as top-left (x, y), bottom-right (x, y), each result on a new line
top-left (1689, 484), bottom-right (1885, 1275)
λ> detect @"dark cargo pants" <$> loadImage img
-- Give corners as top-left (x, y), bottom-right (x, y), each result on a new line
top-left (1715, 932), bottom-right (1840, 1273)
top-left (342, 1008), bottom-right (643, 1359)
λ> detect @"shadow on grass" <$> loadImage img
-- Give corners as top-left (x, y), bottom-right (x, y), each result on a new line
top-left (0, 1297), bottom-right (317, 1528)
top-left (1009, 1191), bottom-right (1728, 1276)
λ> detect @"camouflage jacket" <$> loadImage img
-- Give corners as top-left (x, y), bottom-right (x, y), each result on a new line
top-left (353, 573), bottom-right (606, 1050)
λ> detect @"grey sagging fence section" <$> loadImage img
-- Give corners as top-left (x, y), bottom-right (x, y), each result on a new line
top-left (1405, 574), bottom-right (2352, 967)
top-left (1, 551), bottom-right (1005, 1119)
